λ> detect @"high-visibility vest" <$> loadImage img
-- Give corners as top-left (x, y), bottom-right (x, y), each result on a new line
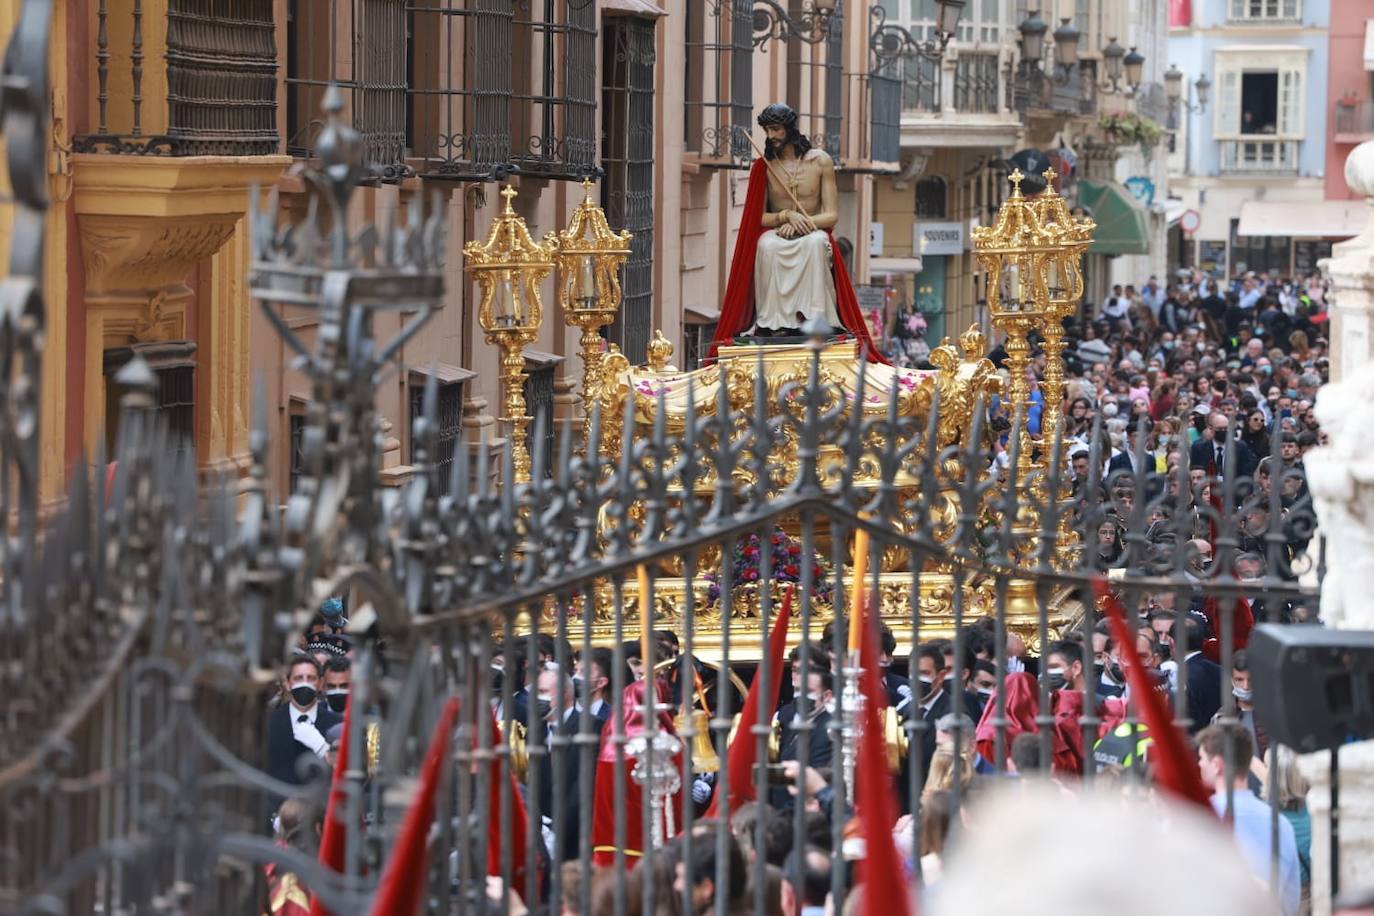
top-left (1092, 722), bottom-right (1153, 773)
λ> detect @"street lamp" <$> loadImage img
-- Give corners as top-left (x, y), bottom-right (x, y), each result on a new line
top-left (1018, 9), bottom-right (1049, 65)
top-left (464, 185), bottom-right (558, 485)
top-left (1052, 18), bottom-right (1080, 71)
top-left (1091, 37), bottom-right (1145, 96)
top-left (1165, 63), bottom-right (1210, 114)
top-left (869, 0), bottom-right (965, 64)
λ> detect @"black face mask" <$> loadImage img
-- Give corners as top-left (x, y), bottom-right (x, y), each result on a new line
top-left (1092, 661), bottom-right (1105, 679)
top-left (1157, 643), bottom-right (1172, 662)
top-left (1107, 662), bottom-right (1125, 684)
top-left (1046, 671), bottom-right (1068, 692)
top-left (290, 684), bottom-right (318, 708)
top-left (326, 690), bottom-right (348, 713)
top-left (534, 699), bottom-right (553, 722)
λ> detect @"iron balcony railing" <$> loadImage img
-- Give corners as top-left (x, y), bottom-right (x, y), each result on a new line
top-left (1335, 100), bottom-right (1374, 139)
top-left (76, 0), bottom-right (279, 155)
top-left (1219, 138), bottom-right (1300, 174)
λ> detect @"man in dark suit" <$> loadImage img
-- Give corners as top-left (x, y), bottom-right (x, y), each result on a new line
top-left (1189, 409), bottom-right (1256, 482)
top-left (266, 654), bottom-right (342, 803)
top-left (533, 667), bottom-right (595, 861)
top-left (769, 667), bottom-right (835, 810)
top-left (1171, 616), bottom-right (1223, 732)
top-left (879, 624), bottom-right (914, 713)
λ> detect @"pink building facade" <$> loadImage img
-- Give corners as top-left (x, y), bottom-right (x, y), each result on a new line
top-left (1326, 4), bottom-right (1374, 199)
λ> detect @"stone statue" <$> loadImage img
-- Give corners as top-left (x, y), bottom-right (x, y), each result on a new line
top-left (753, 103), bottom-right (840, 335)
top-left (707, 104), bottom-right (887, 362)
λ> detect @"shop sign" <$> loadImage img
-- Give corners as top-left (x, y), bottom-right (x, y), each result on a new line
top-left (915, 221), bottom-right (964, 256)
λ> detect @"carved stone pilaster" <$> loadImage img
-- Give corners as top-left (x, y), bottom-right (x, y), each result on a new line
top-left (1322, 142), bottom-right (1374, 383)
top-left (1299, 140), bottom-right (1374, 916)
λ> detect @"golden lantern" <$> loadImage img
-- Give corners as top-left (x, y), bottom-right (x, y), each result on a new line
top-left (555, 178), bottom-right (632, 447)
top-left (464, 185), bottom-right (558, 484)
top-left (971, 167), bottom-right (1094, 456)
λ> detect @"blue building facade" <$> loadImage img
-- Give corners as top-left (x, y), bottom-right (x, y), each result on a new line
top-left (1167, 0), bottom-right (1334, 277)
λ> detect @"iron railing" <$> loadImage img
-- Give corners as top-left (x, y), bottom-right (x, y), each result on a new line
top-left (1219, 138), bottom-right (1300, 174)
top-left (1335, 100), bottom-right (1374, 138)
top-left (1, 23), bottom-right (1333, 916)
top-left (953, 51), bottom-right (1000, 114)
top-left (77, 0), bottom-right (279, 155)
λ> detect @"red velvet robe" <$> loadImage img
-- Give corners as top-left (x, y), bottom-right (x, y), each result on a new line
top-left (590, 680), bottom-right (683, 868)
top-left (707, 159), bottom-right (889, 365)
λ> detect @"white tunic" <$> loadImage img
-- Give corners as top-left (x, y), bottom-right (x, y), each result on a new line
top-left (753, 228), bottom-right (840, 331)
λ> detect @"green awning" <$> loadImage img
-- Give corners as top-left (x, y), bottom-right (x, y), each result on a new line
top-left (1076, 179), bottom-right (1150, 256)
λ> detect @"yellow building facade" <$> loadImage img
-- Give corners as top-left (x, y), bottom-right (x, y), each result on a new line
top-left (17, 0), bottom-right (924, 501)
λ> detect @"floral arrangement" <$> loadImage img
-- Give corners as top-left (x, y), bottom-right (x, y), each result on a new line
top-left (1098, 113), bottom-right (1164, 151)
top-left (703, 526), bottom-right (835, 606)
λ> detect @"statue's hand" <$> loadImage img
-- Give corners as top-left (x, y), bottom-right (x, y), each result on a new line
top-left (776, 221), bottom-right (798, 240)
top-left (785, 210), bottom-right (815, 237)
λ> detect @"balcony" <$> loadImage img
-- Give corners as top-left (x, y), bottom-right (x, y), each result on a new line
top-left (1335, 101), bottom-right (1374, 144)
top-left (77, 0), bottom-right (279, 156)
top-left (1227, 0), bottom-right (1302, 23)
top-left (1218, 138), bottom-right (1300, 174)
top-left (895, 50), bottom-right (1022, 150)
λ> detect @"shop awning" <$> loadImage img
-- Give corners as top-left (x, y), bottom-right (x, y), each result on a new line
top-left (1237, 200), bottom-right (1368, 238)
top-left (1164, 198), bottom-right (1188, 227)
top-left (1076, 180), bottom-right (1151, 256)
top-left (870, 256), bottom-right (924, 274)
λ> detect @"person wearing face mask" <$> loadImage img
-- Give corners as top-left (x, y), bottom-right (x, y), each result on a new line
top-left (878, 623), bottom-right (913, 712)
top-left (770, 668), bottom-right (835, 811)
top-left (322, 656), bottom-right (351, 714)
top-left (1092, 626), bottom-right (1125, 699)
top-left (266, 654), bottom-right (341, 804)
top-left (533, 666), bottom-right (593, 862)
top-left (1210, 650), bottom-right (1268, 762)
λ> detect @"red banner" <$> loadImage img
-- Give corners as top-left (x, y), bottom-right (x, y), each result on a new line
top-left (1169, 0), bottom-right (1192, 27)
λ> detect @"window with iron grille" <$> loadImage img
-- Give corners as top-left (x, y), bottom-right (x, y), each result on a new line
top-left (603, 14), bottom-right (657, 365)
top-left (683, 321), bottom-right (718, 371)
top-left (901, 53), bottom-right (940, 113)
top-left (289, 410), bottom-right (307, 494)
top-left (787, 2), bottom-right (845, 162)
top-left (685, 0), bottom-right (754, 163)
top-left (285, 0), bottom-right (408, 178)
top-left (103, 342), bottom-right (198, 459)
top-left (954, 52), bottom-right (1000, 114)
top-left (1229, 0), bottom-right (1300, 21)
top-left (870, 59), bottom-right (902, 163)
top-left (916, 176), bottom-right (947, 219)
top-left (407, 0), bottom-right (597, 181)
top-left (409, 376), bottom-right (465, 495)
top-left (523, 360), bottom-right (558, 477)
top-left (81, 0), bottom-right (278, 156)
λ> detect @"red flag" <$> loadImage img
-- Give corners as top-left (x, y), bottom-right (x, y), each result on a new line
top-left (705, 586), bottom-right (794, 819)
top-left (368, 698), bottom-right (461, 916)
top-left (1168, 0), bottom-right (1191, 27)
top-left (1092, 579), bottom-right (1212, 810)
top-left (856, 605), bottom-right (912, 916)
top-left (485, 711), bottom-right (529, 889)
top-left (308, 697), bottom-right (353, 916)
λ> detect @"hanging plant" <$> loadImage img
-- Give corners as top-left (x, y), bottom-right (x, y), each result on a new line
top-left (1098, 113), bottom-right (1164, 151)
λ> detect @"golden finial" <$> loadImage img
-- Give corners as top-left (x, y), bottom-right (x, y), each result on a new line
top-left (646, 329), bottom-right (674, 373)
top-left (1043, 167), bottom-right (1058, 185)
top-left (580, 176), bottom-right (596, 201)
top-left (1008, 169), bottom-right (1025, 197)
top-left (500, 184), bottom-right (519, 214)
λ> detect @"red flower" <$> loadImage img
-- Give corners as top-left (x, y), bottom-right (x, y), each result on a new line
top-left (784, 564), bottom-right (799, 577)
top-left (788, 544), bottom-right (801, 556)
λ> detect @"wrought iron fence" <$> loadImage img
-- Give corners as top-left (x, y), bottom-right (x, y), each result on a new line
top-left (1, 14), bottom-right (1330, 916)
top-left (77, 0), bottom-right (279, 155)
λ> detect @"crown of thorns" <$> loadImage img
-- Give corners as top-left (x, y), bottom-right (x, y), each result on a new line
top-left (757, 103), bottom-right (800, 129)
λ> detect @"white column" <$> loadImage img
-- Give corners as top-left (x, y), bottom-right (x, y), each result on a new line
top-left (1323, 142), bottom-right (1374, 384)
top-left (1300, 139), bottom-right (1374, 915)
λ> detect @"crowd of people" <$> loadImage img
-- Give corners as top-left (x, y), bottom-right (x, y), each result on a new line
top-left (260, 268), bottom-right (1339, 916)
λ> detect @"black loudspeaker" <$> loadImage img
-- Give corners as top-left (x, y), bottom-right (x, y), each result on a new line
top-left (1248, 624), bottom-right (1374, 753)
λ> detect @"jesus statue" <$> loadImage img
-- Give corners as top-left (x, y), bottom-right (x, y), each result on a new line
top-left (708, 103), bottom-right (886, 362)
